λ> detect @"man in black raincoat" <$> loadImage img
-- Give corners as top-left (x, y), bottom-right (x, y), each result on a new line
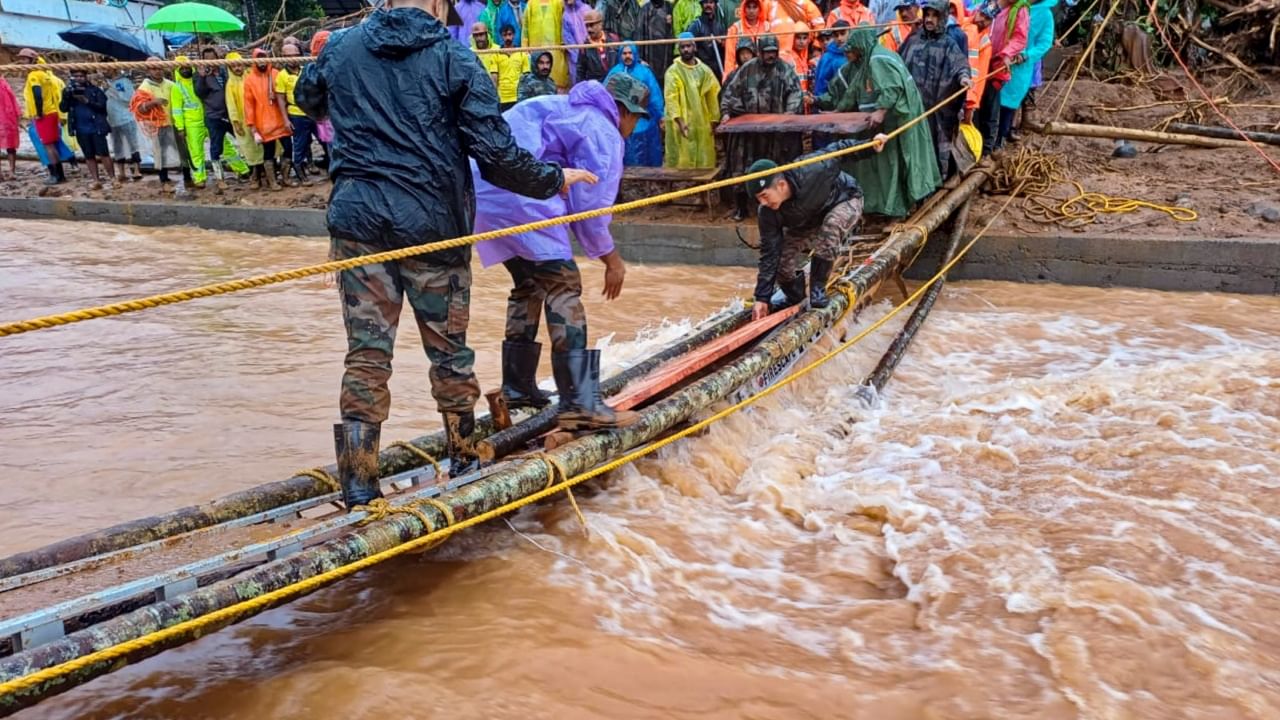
top-left (745, 137), bottom-right (885, 316)
top-left (897, 0), bottom-right (970, 178)
top-left (296, 0), bottom-right (596, 510)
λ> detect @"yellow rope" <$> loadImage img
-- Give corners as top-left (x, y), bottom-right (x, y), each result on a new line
top-left (0, 183), bottom-right (1020, 704)
top-left (355, 496), bottom-right (455, 551)
top-left (294, 468), bottom-right (340, 494)
top-left (386, 441), bottom-right (443, 480)
top-left (0, 72), bottom-right (995, 340)
top-left (539, 453), bottom-right (589, 537)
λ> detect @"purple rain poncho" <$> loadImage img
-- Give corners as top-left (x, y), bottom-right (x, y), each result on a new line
top-left (473, 80), bottom-right (624, 266)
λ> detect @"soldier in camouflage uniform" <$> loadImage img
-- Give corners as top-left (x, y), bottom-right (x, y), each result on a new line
top-left (719, 34), bottom-right (805, 221)
top-left (473, 74), bottom-right (654, 431)
top-left (745, 137), bottom-right (886, 318)
top-left (296, 2), bottom-right (595, 509)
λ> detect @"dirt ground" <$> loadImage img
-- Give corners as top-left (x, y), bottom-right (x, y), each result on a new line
top-left (3, 72), bottom-right (1278, 238)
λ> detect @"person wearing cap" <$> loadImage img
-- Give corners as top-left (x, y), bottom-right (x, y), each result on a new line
top-left (812, 19), bottom-right (849, 95)
top-left (723, 0), bottom-right (773, 81)
top-left (472, 75), bottom-right (649, 431)
top-left (897, 0), bottom-right (970, 178)
top-left (294, 0), bottom-right (597, 508)
top-left (815, 27), bottom-right (939, 217)
top-left (686, 0), bottom-right (728, 80)
top-left (18, 49), bottom-right (68, 185)
top-left (132, 58), bottom-right (189, 198)
top-left (104, 63), bottom-right (144, 183)
top-left (243, 48), bottom-right (293, 190)
top-left (664, 33), bottom-right (721, 168)
top-left (60, 68), bottom-right (114, 189)
top-left (745, 135), bottom-right (885, 317)
top-left (577, 10), bottom-right (619, 84)
top-left (224, 51), bottom-right (268, 187)
top-left (170, 56), bottom-right (211, 189)
top-left (451, 0), bottom-right (489, 44)
top-left (971, 2), bottom-right (1000, 151)
top-left (195, 47), bottom-right (249, 191)
top-left (880, 1), bottom-right (917, 52)
top-left (517, 51), bottom-right (558, 101)
top-left (720, 33), bottom-right (803, 221)
top-left (605, 43), bottom-right (665, 166)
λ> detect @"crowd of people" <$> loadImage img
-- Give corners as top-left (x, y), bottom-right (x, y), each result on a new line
top-left (1, 0), bottom-right (1056, 220)
top-left (0, 0), bottom-right (1058, 506)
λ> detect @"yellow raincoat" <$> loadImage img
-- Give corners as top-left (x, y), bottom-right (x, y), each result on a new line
top-left (224, 53), bottom-right (265, 165)
top-left (523, 0), bottom-right (568, 89)
top-left (663, 57), bottom-right (720, 168)
top-left (22, 62), bottom-right (64, 120)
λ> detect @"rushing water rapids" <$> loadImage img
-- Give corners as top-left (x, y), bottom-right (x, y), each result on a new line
top-left (1, 219), bottom-right (1278, 719)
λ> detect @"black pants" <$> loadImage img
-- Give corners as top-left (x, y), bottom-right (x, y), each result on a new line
top-left (977, 83), bottom-right (1001, 154)
top-left (262, 136), bottom-right (293, 164)
top-left (207, 116), bottom-right (232, 163)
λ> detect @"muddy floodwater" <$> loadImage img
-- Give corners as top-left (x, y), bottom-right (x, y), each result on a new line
top-left (1, 219), bottom-right (1278, 719)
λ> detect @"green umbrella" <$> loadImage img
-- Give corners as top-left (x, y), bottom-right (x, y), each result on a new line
top-left (144, 2), bottom-right (245, 34)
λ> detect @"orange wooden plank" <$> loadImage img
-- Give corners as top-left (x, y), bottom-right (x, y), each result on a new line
top-left (610, 305), bottom-right (802, 410)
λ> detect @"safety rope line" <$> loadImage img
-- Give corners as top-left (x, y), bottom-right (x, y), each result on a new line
top-left (538, 453), bottom-right (589, 536)
top-left (294, 467), bottom-right (340, 494)
top-left (386, 441), bottom-right (443, 480)
top-left (0, 73), bottom-right (988, 340)
top-left (0, 180), bottom-right (1025, 705)
top-left (0, 22), bottom-right (898, 75)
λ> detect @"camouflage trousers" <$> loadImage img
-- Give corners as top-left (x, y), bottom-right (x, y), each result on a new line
top-left (779, 197), bottom-right (864, 281)
top-left (335, 237), bottom-right (480, 423)
top-left (502, 258), bottom-right (588, 354)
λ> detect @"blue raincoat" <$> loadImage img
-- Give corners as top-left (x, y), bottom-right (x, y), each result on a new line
top-left (604, 42), bottom-right (665, 166)
top-left (473, 81), bottom-right (625, 265)
top-left (1000, 0), bottom-right (1054, 109)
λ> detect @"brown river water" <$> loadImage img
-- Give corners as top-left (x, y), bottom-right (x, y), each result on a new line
top-left (1, 218), bottom-right (1278, 719)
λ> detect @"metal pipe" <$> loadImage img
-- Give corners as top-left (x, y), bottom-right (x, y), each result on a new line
top-left (0, 170), bottom-right (989, 714)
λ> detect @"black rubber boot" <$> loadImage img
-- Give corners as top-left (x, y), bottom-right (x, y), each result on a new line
top-left (552, 349), bottom-right (639, 431)
top-left (501, 340), bottom-right (552, 410)
top-left (43, 164), bottom-right (60, 185)
top-left (775, 273), bottom-right (807, 311)
top-left (333, 420), bottom-right (382, 510)
top-left (442, 410), bottom-right (482, 477)
top-left (808, 256), bottom-right (835, 309)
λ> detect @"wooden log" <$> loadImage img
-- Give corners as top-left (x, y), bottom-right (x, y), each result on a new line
top-left (0, 310), bottom-right (747, 581)
top-left (1037, 120), bottom-right (1255, 148)
top-left (1166, 122), bottom-right (1280, 147)
top-left (0, 170), bottom-right (989, 715)
top-left (862, 198), bottom-right (972, 394)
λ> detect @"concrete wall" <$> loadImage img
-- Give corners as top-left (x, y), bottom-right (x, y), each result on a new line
top-left (2, 197), bottom-right (1277, 294)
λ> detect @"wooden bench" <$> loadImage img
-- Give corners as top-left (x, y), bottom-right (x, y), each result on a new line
top-left (621, 166), bottom-right (721, 219)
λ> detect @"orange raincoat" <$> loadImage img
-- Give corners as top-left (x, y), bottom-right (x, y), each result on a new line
top-left (242, 50), bottom-right (290, 143)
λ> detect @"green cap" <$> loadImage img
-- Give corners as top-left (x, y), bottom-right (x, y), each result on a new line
top-left (744, 159), bottom-right (779, 195)
top-left (606, 73), bottom-right (650, 118)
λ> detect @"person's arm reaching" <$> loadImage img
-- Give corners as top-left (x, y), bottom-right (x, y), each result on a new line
top-left (753, 208), bottom-right (784, 318)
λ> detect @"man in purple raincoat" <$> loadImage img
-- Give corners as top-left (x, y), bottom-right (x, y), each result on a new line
top-left (473, 74), bottom-right (650, 431)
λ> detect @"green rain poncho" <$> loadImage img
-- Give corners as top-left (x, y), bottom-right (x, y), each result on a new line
top-left (663, 49), bottom-right (721, 168)
top-left (818, 27), bottom-right (940, 218)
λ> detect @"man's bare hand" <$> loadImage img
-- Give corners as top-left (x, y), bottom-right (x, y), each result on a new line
top-left (752, 301), bottom-right (770, 320)
top-left (868, 108), bottom-right (887, 128)
top-left (601, 250), bottom-right (625, 300)
top-left (871, 133), bottom-right (889, 152)
top-left (676, 117), bottom-right (689, 138)
top-left (561, 167), bottom-right (598, 196)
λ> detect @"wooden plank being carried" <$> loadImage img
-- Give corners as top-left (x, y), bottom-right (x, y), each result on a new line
top-left (609, 305), bottom-right (802, 410)
top-left (622, 167), bottom-right (719, 182)
top-left (717, 112), bottom-right (873, 135)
